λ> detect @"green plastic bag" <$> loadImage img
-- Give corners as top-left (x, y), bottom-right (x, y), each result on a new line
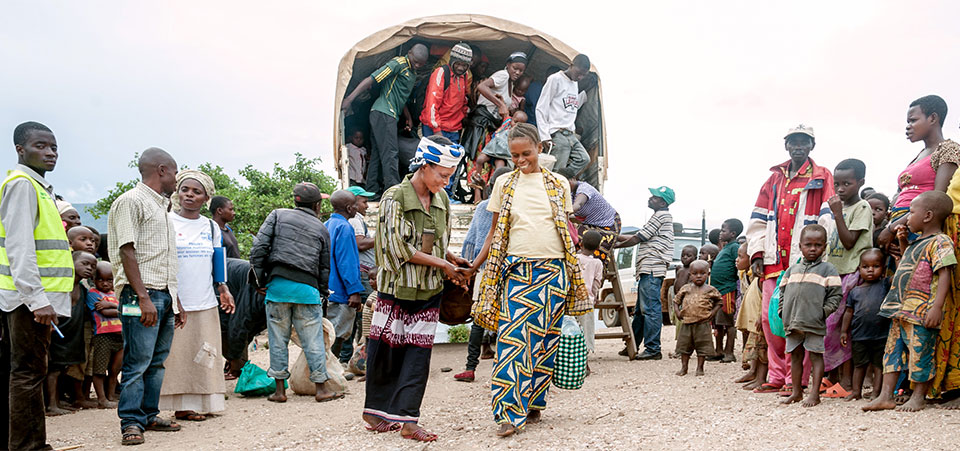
top-left (234, 362), bottom-right (285, 397)
top-left (768, 273), bottom-right (786, 338)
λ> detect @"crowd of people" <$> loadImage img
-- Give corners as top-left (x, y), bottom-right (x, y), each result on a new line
top-left (341, 41), bottom-right (598, 204)
top-left (4, 88), bottom-right (960, 449)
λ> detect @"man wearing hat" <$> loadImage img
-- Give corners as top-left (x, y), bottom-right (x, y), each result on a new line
top-left (420, 43), bottom-right (473, 144)
top-left (249, 182), bottom-right (342, 403)
top-left (618, 186), bottom-right (676, 360)
top-left (745, 124), bottom-right (834, 392)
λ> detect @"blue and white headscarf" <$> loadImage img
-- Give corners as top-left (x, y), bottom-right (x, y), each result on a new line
top-left (409, 136), bottom-right (464, 172)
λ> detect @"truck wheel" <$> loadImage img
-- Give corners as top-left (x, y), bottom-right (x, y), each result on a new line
top-left (601, 293), bottom-right (620, 327)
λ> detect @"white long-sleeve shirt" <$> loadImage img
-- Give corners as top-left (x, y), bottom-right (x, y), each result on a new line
top-left (535, 71), bottom-right (586, 141)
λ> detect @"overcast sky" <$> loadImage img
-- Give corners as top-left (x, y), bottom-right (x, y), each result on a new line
top-left (3, 1), bottom-right (959, 231)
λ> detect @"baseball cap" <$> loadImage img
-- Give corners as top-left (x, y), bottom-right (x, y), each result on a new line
top-left (649, 186), bottom-right (676, 205)
top-left (784, 124), bottom-right (815, 140)
top-left (293, 182), bottom-right (325, 204)
top-left (346, 186), bottom-right (376, 198)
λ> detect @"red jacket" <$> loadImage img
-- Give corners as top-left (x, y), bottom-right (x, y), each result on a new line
top-left (420, 65), bottom-right (470, 133)
top-left (745, 158), bottom-right (835, 278)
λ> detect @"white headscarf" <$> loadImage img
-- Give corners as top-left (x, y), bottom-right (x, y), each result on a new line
top-left (409, 137), bottom-right (464, 172)
top-left (170, 169), bottom-right (216, 211)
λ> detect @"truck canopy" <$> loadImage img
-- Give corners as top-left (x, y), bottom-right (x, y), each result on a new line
top-left (334, 14), bottom-right (608, 191)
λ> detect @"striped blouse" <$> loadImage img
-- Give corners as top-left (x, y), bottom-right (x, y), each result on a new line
top-left (374, 176), bottom-right (450, 301)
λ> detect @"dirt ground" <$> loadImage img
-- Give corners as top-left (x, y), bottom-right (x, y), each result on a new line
top-left (47, 326), bottom-right (960, 450)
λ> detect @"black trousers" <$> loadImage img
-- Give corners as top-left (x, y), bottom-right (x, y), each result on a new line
top-left (1, 305), bottom-right (53, 451)
top-left (365, 110), bottom-right (401, 196)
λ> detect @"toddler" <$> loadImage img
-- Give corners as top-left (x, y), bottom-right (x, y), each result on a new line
top-left (699, 244), bottom-right (719, 266)
top-left (346, 129), bottom-right (367, 186)
top-left (576, 231), bottom-right (605, 363)
top-left (864, 191), bottom-right (956, 412)
top-left (87, 261), bottom-right (123, 408)
top-left (840, 249), bottom-right (890, 400)
top-left (735, 244), bottom-right (768, 390)
top-left (668, 245), bottom-right (697, 359)
top-left (866, 192), bottom-right (890, 248)
top-left (673, 260), bottom-right (722, 376)
top-left (778, 224), bottom-right (842, 407)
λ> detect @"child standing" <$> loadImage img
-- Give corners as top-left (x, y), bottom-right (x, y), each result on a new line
top-left (825, 159), bottom-right (874, 392)
top-left (778, 225), bottom-right (842, 407)
top-left (866, 193), bottom-right (890, 248)
top-left (668, 245), bottom-right (698, 359)
top-left (576, 231), bottom-right (605, 366)
top-left (46, 251), bottom-right (98, 415)
top-left (839, 249), bottom-right (890, 400)
top-left (864, 191), bottom-right (956, 412)
top-left (711, 219), bottom-right (744, 363)
top-left (735, 244), bottom-right (768, 390)
top-left (347, 129), bottom-right (367, 187)
top-left (673, 260), bottom-right (722, 376)
top-left (86, 261), bottom-right (123, 409)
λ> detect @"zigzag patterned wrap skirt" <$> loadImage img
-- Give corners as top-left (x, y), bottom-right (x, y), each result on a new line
top-left (491, 256), bottom-right (567, 429)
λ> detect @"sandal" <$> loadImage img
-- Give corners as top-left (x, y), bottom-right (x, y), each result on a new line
top-left (401, 428), bottom-right (438, 442)
top-left (145, 418), bottom-right (181, 432)
top-left (753, 383), bottom-right (782, 394)
top-left (224, 372), bottom-right (239, 381)
top-left (365, 420), bottom-right (401, 433)
top-left (778, 384), bottom-right (794, 397)
top-left (175, 412), bottom-right (207, 422)
top-left (316, 392), bottom-right (345, 403)
top-left (121, 427), bottom-right (144, 446)
top-left (818, 378), bottom-right (834, 394)
top-left (822, 383), bottom-right (852, 399)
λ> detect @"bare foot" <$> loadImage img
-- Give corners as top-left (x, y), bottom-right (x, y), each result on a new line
top-left (942, 398), bottom-right (960, 410)
top-left (496, 423), bottom-right (517, 437)
top-left (780, 392), bottom-right (803, 405)
top-left (844, 392), bottom-right (861, 402)
top-left (73, 399), bottom-right (99, 410)
top-left (696, 369), bottom-right (705, 377)
top-left (862, 396), bottom-right (896, 411)
top-left (98, 400), bottom-right (118, 409)
top-left (267, 393), bottom-right (287, 403)
top-left (896, 396), bottom-right (926, 412)
top-left (743, 378), bottom-right (763, 391)
top-left (45, 406), bottom-right (72, 416)
top-left (526, 410), bottom-right (541, 424)
top-left (734, 371), bottom-right (756, 383)
top-left (802, 393), bottom-right (820, 408)
top-left (675, 369), bottom-right (687, 376)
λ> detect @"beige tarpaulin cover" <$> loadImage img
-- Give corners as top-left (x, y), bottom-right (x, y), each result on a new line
top-left (333, 14), bottom-right (607, 188)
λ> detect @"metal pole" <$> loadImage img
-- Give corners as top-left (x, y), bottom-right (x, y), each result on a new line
top-left (701, 210), bottom-right (706, 245)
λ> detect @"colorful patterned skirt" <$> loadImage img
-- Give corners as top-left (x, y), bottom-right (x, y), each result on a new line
top-left (363, 292), bottom-right (440, 424)
top-left (491, 256), bottom-right (567, 429)
top-left (577, 212), bottom-right (622, 263)
top-left (933, 213), bottom-right (960, 397)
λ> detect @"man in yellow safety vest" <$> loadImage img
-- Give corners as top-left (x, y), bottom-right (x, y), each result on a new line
top-left (0, 121), bottom-right (72, 451)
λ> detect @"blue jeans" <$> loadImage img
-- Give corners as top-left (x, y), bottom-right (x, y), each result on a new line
top-left (631, 274), bottom-right (663, 354)
top-left (422, 125), bottom-right (463, 199)
top-left (118, 288), bottom-right (175, 432)
top-left (266, 302), bottom-right (328, 383)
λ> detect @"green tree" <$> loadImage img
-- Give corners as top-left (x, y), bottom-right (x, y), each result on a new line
top-left (88, 152), bottom-right (336, 257)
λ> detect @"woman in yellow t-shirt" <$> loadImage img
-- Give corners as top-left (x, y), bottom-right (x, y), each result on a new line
top-left (466, 123), bottom-right (589, 437)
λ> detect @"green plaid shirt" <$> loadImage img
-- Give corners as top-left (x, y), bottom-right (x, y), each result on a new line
top-left (375, 175), bottom-right (450, 300)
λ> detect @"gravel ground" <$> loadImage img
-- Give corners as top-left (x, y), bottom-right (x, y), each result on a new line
top-left (47, 326), bottom-right (960, 450)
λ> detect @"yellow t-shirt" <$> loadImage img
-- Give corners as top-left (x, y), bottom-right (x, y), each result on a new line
top-left (487, 171), bottom-right (572, 259)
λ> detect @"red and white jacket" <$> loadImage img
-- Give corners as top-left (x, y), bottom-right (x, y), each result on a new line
top-left (746, 158), bottom-right (835, 277)
top-left (419, 65), bottom-right (470, 133)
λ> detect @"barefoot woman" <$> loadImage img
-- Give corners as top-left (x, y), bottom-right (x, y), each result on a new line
top-left (361, 136), bottom-right (468, 442)
top-left (468, 123), bottom-right (590, 437)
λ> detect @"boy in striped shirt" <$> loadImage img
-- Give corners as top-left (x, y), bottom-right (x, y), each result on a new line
top-left (778, 224), bottom-right (842, 407)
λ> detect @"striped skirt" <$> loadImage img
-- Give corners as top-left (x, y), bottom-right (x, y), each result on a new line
top-left (491, 256), bottom-right (567, 429)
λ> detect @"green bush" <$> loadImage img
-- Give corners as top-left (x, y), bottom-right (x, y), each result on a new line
top-left (447, 324), bottom-right (470, 343)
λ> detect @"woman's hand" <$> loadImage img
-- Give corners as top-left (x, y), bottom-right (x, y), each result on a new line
top-left (750, 258), bottom-right (764, 281)
top-left (442, 262), bottom-right (467, 288)
top-left (218, 285), bottom-right (236, 314)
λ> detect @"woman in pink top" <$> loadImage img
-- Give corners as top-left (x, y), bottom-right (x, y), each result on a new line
top-left (877, 95), bottom-right (960, 252)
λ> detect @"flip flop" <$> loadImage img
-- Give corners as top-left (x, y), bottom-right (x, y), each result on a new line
top-left (822, 383), bottom-right (852, 398)
top-left (316, 392), bottom-right (345, 403)
top-left (753, 383), bottom-right (782, 394)
top-left (145, 418), bottom-right (181, 432)
top-left (818, 378), bottom-right (834, 394)
top-left (365, 420), bottom-right (401, 433)
top-left (175, 412), bottom-right (207, 422)
top-left (401, 428), bottom-right (438, 442)
top-left (778, 384), bottom-right (794, 397)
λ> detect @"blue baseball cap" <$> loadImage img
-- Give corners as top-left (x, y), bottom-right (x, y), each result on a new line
top-left (346, 186), bottom-right (376, 198)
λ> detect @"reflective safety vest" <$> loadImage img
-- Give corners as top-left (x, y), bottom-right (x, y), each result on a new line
top-left (0, 170), bottom-right (74, 293)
